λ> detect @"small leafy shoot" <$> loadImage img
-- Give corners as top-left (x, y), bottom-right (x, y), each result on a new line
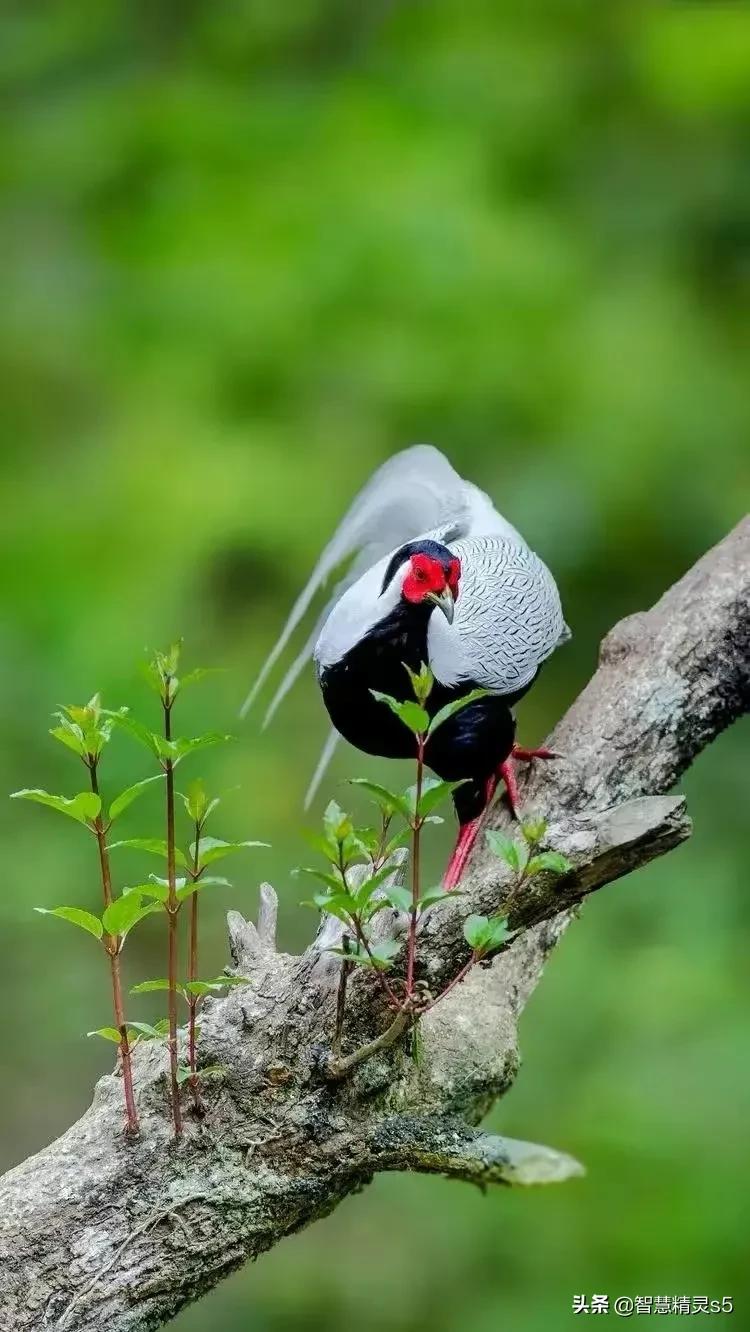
top-left (35, 906), bottom-right (103, 940)
top-left (12, 790), bottom-right (101, 825)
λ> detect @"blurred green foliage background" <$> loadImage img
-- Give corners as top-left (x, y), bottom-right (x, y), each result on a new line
top-left (1, 1), bottom-right (749, 1327)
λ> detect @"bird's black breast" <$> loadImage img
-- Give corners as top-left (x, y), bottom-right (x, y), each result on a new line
top-left (318, 604), bottom-right (431, 759)
top-left (318, 602), bottom-right (517, 797)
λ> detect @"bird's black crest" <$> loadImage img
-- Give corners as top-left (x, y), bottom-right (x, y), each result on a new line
top-left (380, 539), bottom-right (455, 595)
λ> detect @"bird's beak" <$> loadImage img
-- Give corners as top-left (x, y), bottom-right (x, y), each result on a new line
top-left (428, 586), bottom-right (455, 624)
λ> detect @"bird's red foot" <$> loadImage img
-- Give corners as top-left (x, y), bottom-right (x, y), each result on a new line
top-left (511, 743), bottom-right (558, 762)
top-left (443, 746), bottom-right (559, 889)
top-left (500, 743), bottom-right (558, 817)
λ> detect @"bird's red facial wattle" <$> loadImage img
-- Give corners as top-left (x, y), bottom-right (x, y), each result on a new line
top-left (402, 553), bottom-right (461, 615)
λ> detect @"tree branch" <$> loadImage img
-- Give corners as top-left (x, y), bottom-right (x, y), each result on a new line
top-left (370, 1116), bottom-right (586, 1187)
top-left (0, 518), bottom-right (747, 1331)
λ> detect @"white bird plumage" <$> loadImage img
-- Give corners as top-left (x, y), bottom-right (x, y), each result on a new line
top-left (242, 444), bottom-right (569, 805)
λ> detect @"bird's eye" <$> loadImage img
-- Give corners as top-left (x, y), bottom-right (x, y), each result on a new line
top-left (414, 568), bottom-right (426, 582)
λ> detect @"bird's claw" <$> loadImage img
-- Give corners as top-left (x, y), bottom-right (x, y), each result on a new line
top-left (511, 744), bottom-right (560, 762)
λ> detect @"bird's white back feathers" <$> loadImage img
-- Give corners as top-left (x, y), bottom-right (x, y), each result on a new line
top-left (427, 535), bottom-right (567, 694)
top-left (241, 444), bottom-right (562, 804)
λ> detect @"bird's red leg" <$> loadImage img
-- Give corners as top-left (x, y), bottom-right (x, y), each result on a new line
top-left (443, 775), bottom-right (497, 891)
top-left (495, 742), bottom-right (561, 820)
top-left (511, 743), bottom-right (557, 761)
top-left (499, 743), bottom-right (558, 816)
top-left (444, 746), bottom-right (559, 888)
top-left (497, 755), bottom-right (521, 817)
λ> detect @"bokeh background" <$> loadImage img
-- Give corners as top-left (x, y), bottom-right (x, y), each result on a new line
top-left (2, 2), bottom-right (749, 1328)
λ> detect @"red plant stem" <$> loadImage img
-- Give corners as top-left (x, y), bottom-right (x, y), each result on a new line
top-left (406, 736), bottom-right (425, 998)
top-left (163, 698), bottom-right (183, 1137)
top-left (421, 953), bottom-right (477, 1016)
top-left (89, 763), bottom-right (139, 1136)
top-left (351, 915), bottom-right (401, 1009)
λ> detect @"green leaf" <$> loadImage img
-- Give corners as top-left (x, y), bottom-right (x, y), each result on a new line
top-left (463, 913), bottom-right (491, 952)
top-left (109, 775), bottom-right (165, 822)
top-left (294, 866), bottom-right (346, 894)
top-left (49, 722), bottom-right (86, 758)
top-left (161, 641), bottom-right (182, 675)
top-left (369, 938), bottom-right (402, 968)
top-left (526, 851), bottom-right (573, 877)
top-left (87, 1027), bottom-right (122, 1043)
top-left (384, 827), bottom-right (410, 857)
top-left (484, 915), bottom-right (512, 951)
top-left (382, 883), bottom-right (412, 913)
top-left (181, 778), bottom-right (218, 826)
top-left (124, 879), bottom-right (168, 903)
top-left (326, 943), bottom-right (365, 963)
top-left (403, 661), bottom-right (434, 705)
top-left (301, 828), bottom-right (340, 862)
top-left (352, 863), bottom-right (402, 911)
top-left (427, 689), bottom-right (492, 737)
top-left (184, 979), bottom-right (223, 997)
top-left (139, 658), bottom-right (165, 697)
top-left (56, 697), bottom-right (117, 759)
top-left (520, 817), bottom-right (548, 847)
top-left (130, 978), bottom-right (173, 995)
top-left (109, 838), bottom-right (187, 867)
top-left (62, 698), bottom-right (100, 727)
top-left (141, 643), bottom-right (182, 703)
top-left (166, 733), bottom-right (234, 765)
top-left (189, 836), bottom-right (269, 868)
top-left (11, 789), bottom-right (101, 825)
top-left (485, 830), bottom-right (529, 874)
top-left (327, 937), bottom-right (400, 969)
top-left (463, 912), bottom-right (511, 956)
top-left (153, 736), bottom-right (178, 762)
top-left (420, 778), bottom-right (467, 817)
top-left (175, 875), bottom-right (232, 903)
top-left (323, 799), bottom-right (353, 844)
top-left (370, 691), bottom-right (429, 735)
top-left (35, 905), bottom-right (103, 939)
top-left (404, 777), bottom-right (467, 819)
top-left (307, 892), bottom-right (356, 926)
top-left (105, 709), bottom-right (162, 759)
top-left (342, 831), bottom-right (374, 865)
top-left (182, 975), bottom-right (247, 996)
top-left (353, 826), bottom-right (381, 856)
top-left (102, 893), bottom-right (160, 938)
top-left (348, 778), bottom-right (412, 821)
top-left (418, 885), bottom-right (462, 910)
top-left (127, 1021), bottom-right (167, 1041)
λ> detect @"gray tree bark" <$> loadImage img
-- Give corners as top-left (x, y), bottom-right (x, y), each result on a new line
top-left (1, 518), bottom-right (748, 1332)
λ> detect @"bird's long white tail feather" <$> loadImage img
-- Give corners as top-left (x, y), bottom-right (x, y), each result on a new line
top-left (240, 445), bottom-right (466, 720)
top-left (304, 728), bottom-right (341, 809)
top-left (240, 576), bottom-right (325, 719)
top-left (261, 622), bottom-right (321, 729)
